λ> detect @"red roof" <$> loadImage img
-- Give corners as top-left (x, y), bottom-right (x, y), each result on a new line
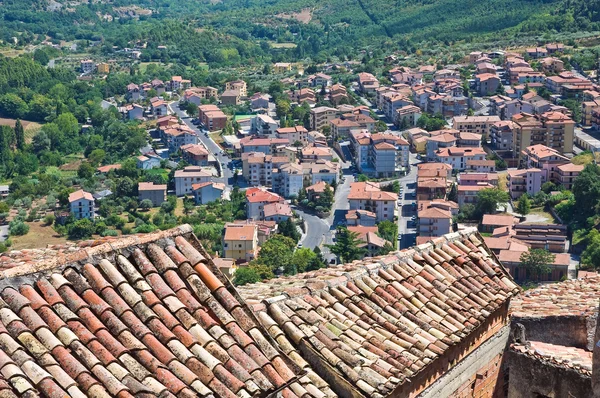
top-left (68, 189), bottom-right (94, 203)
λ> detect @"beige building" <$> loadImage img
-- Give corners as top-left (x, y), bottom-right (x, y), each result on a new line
top-left (138, 182), bottom-right (167, 207)
top-left (418, 206), bottom-right (452, 237)
top-left (452, 115), bottom-right (501, 138)
top-left (310, 106), bottom-right (338, 131)
top-left (507, 168), bottom-right (543, 199)
top-left (512, 112), bottom-right (575, 157)
top-left (222, 223), bottom-right (258, 262)
top-left (225, 80), bottom-right (247, 97)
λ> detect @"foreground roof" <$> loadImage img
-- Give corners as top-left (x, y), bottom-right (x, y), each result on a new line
top-left (238, 229), bottom-right (520, 397)
top-left (0, 226), bottom-right (319, 398)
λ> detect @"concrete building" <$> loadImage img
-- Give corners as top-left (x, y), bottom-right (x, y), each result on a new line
top-left (183, 87), bottom-right (218, 104)
top-left (512, 112), bottom-right (575, 156)
top-left (348, 182), bottom-right (397, 222)
top-left (417, 206), bottom-right (453, 237)
top-left (80, 59), bottom-right (94, 74)
top-left (276, 126), bottom-right (309, 145)
top-left (452, 115), bottom-right (501, 138)
top-left (198, 104), bottom-right (227, 132)
top-left (263, 202), bottom-right (293, 223)
top-left (191, 182), bottom-right (224, 204)
top-left (225, 80), bottom-right (247, 96)
top-left (222, 223), bottom-right (258, 262)
top-left (174, 166), bottom-right (213, 196)
top-left (138, 182), bottom-right (167, 207)
top-left (507, 168), bottom-right (543, 199)
top-left (521, 144), bottom-right (569, 184)
top-left (556, 163), bottom-right (584, 190)
top-left (180, 144), bottom-right (209, 167)
top-left (310, 106), bottom-right (338, 131)
top-left (435, 147), bottom-right (487, 171)
top-left (69, 190), bottom-right (95, 220)
top-left (245, 187), bottom-right (285, 220)
top-left (251, 114), bottom-right (279, 136)
top-left (136, 154), bottom-right (161, 170)
top-left (357, 72), bottom-right (379, 93)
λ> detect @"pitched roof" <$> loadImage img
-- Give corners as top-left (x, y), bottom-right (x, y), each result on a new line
top-left (237, 228), bottom-right (520, 397)
top-left (68, 189), bottom-right (94, 203)
top-left (263, 203), bottom-right (293, 218)
top-left (223, 223), bottom-right (257, 241)
top-left (481, 214), bottom-right (517, 227)
top-left (0, 225), bottom-right (312, 397)
top-left (245, 188), bottom-right (283, 204)
top-left (138, 182), bottom-right (167, 191)
top-left (348, 182), bottom-right (398, 201)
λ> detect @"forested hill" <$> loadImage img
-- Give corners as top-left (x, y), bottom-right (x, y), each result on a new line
top-left (1, 0), bottom-right (599, 64)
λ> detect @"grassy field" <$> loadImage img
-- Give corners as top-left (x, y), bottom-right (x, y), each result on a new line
top-left (10, 221), bottom-right (68, 250)
top-left (0, 118), bottom-right (43, 143)
top-left (269, 42), bottom-right (297, 49)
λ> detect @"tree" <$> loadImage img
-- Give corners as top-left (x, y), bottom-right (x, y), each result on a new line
top-left (275, 99), bottom-right (291, 119)
top-left (326, 227), bottom-right (367, 263)
top-left (233, 267), bottom-right (261, 286)
top-left (88, 149), bottom-right (106, 166)
top-left (573, 164), bottom-right (600, 220)
top-left (541, 181), bottom-right (558, 194)
top-left (253, 235), bottom-right (296, 272)
top-left (184, 102), bottom-right (198, 117)
top-left (14, 119), bottom-right (24, 151)
top-left (77, 162), bottom-right (95, 180)
top-left (467, 108), bottom-right (475, 116)
top-left (377, 220), bottom-right (398, 246)
top-left (474, 188), bottom-right (509, 219)
top-left (140, 199), bottom-right (154, 210)
top-left (289, 248), bottom-right (317, 275)
top-left (582, 229), bottom-right (600, 269)
top-left (278, 218), bottom-right (301, 243)
top-left (520, 249), bottom-right (555, 279)
top-left (9, 220), bottom-right (29, 236)
top-left (315, 184), bottom-right (334, 210)
top-left (375, 120), bottom-right (388, 132)
top-left (447, 183), bottom-right (458, 202)
top-left (67, 218), bottom-right (96, 240)
top-left (308, 246), bottom-right (327, 271)
top-left (516, 195), bottom-right (531, 216)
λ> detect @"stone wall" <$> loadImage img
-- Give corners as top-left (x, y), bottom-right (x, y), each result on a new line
top-left (507, 350), bottom-right (592, 398)
top-left (512, 315), bottom-right (589, 349)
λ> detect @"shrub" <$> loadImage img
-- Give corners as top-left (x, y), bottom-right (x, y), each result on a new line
top-left (101, 229), bottom-right (119, 237)
top-left (9, 220), bottom-right (29, 236)
top-left (43, 214), bottom-right (55, 226)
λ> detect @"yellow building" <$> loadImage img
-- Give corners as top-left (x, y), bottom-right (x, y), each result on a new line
top-left (97, 62), bottom-right (110, 74)
top-left (273, 62), bottom-right (292, 74)
top-left (222, 223), bottom-right (258, 262)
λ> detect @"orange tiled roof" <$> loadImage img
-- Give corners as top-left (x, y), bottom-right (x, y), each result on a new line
top-left (237, 228), bottom-right (520, 397)
top-left (0, 225), bottom-right (321, 397)
top-left (511, 341), bottom-right (592, 376)
top-left (68, 189), bottom-right (94, 203)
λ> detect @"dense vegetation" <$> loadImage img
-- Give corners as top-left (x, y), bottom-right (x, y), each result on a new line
top-left (3, 0), bottom-right (600, 68)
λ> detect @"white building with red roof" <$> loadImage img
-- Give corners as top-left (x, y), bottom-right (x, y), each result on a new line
top-left (245, 187), bottom-right (285, 220)
top-left (68, 189), bottom-right (95, 220)
top-left (348, 182), bottom-right (397, 222)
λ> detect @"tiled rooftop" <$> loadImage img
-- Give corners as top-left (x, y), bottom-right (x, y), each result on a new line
top-left (511, 341), bottom-right (592, 375)
top-left (510, 275), bottom-right (600, 318)
top-left (0, 225), bottom-right (327, 398)
top-left (238, 228), bottom-right (520, 397)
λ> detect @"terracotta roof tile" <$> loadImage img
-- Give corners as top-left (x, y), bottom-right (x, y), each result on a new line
top-left (0, 225), bottom-right (315, 397)
top-left (237, 228), bottom-right (519, 396)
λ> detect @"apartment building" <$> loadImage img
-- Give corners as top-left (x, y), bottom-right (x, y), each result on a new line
top-left (222, 223), bottom-right (258, 262)
top-left (521, 144), bottom-right (569, 184)
top-left (310, 106), bottom-right (338, 131)
top-left (198, 104), bottom-right (227, 131)
top-left (184, 87), bottom-right (218, 105)
top-left (457, 183), bottom-right (495, 206)
top-left (435, 147), bottom-right (487, 171)
top-left (452, 115), bottom-right (501, 138)
top-left (276, 126), bottom-right (309, 145)
top-left (418, 207), bottom-right (453, 237)
top-left (80, 60), bottom-right (94, 74)
top-left (160, 124), bottom-right (199, 153)
top-left (556, 163), bottom-right (584, 190)
top-left (225, 80), bottom-right (247, 96)
top-left (174, 166), bottom-right (213, 196)
top-left (348, 182), bottom-right (397, 222)
top-left (251, 114), bottom-right (279, 136)
top-left (357, 72), bottom-right (380, 93)
top-left (191, 182), bottom-right (225, 205)
top-left (69, 190), bottom-right (95, 220)
top-left (395, 105), bottom-right (422, 127)
top-left (512, 112), bottom-right (575, 156)
top-left (490, 121), bottom-right (516, 152)
top-left (239, 137), bottom-right (289, 154)
top-left (245, 187), bottom-right (285, 220)
top-left (241, 152), bottom-right (288, 187)
top-left (507, 168), bottom-right (543, 199)
top-left (180, 144), bottom-right (209, 166)
top-left (137, 182), bottom-right (167, 207)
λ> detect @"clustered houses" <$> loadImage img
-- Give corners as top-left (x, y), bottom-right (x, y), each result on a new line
top-left (183, 86), bottom-right (218, 104)
top-left (271, 160), bottom-right (339, 198)
top-left (348, 181), bottom-right (397, 222)
top-left (350, 131), bottom-right (410, 177)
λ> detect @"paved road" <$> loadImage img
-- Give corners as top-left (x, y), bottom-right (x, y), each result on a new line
top-left (295, 208), bottom-right (329, 250)
top-left (397, 153), bottom-right (421, 249)
top-left (169, 102), bottom-right (235, 186)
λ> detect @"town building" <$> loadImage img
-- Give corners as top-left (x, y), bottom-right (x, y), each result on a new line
top-left (96, 62), bottom-right (109, 74)
top-left (512, 112), bottom-right (575, 156)
top-left (80, 59), bottom-right (94, 74)
top-left (225, 80), bottom-right (247, 96)
top-left (435, 147), bottom-right (487, 170)
top-left (309, 106), bottom-right (338, 131)
top-left (136, 154), bottom-right (161, 170)
top-left (174, 166), bottom-right (213, 196)
top-left (220, 89), bottom-right (241, 106)
top-left (395, 104), bottom-right (422, 128)
top-left (180, 144), bottom-right (209, 166)
top-left (191, 181), bottom-right (225, 204)
top-left (150, 97), bottom-right (168, 118)
top-left (263, 202), bottom-right (293, 222)
top-left (457, 183), bottom-right (495, 206)
top-left (521, 144), bottom-right (569, 184)
top-left (480, 214), bottom-right (518, 233)
top-left (137, 182), bottom-right (167, 207)
top-left (417, 206), bottom-right (453, 237)
top-left (357, 72), bottom-right (379, 93)
top-left (345, 209), bottom-right (377, 227)
top-left (222, 223), bottom-right (258, 262)
top-left (251, 114), bottom-right (279, 136)
top-left (68, 189), bottom-right (95, 219)
top-left (273, 62), bottom-right (292, 73)
top-left (276, 126), bottom-right (309, 145)
top-left (556, 163), bottom-right (584, 190)
top-left (245, 187), bottom-right (285, 220)
top-left (347, 226), bottom-right (391, 257)
top-left (198, 104), bottom-right (227, 131)
top-left (160, 124), bottom-right (199, 153)
top-left (452, 115), bottom-right (501, 138)
top-left (249, 93), bottom-right (270, 110)
top-left (183, 86), bottom-right (218, 104)
top-left (348, 181), bottom-right (397, 222)
top-left (507, 168), bottom-right (543, 199)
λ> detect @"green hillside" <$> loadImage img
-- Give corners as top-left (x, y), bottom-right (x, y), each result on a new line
top-left (0, 0), bottom-right (599, 65)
